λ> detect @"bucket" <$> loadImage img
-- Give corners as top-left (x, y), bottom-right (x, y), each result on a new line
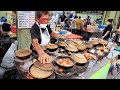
top-left (59, 30), bottom-right (65, 35)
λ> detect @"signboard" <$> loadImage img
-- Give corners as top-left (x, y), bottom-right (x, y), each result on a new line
top-left (17, 11), bottom-right (35, 29)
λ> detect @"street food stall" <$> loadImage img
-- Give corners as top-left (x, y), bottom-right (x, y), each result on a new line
top-left (3, 11), bottom-right (118, 79)
top-left (1, 11), bottom-right (120, 79)
top-left (14, 29), bottom-right (118, 79)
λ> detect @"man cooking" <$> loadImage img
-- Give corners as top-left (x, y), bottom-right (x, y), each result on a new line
top-left (30, 11), bottom-right (64, 64)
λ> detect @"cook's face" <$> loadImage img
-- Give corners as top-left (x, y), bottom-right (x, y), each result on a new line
top-left (37, 14), bottom-right (50, 24)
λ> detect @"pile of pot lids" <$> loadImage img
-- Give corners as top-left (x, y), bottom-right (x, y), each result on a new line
top-left (33, 60), bottom-right (54, 71)
top-left (29, 65), bottom-right (53, 79)
top-left (29, 60), bottom-right (55, 79)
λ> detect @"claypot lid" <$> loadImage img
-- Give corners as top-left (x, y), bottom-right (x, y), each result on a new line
top-left (86, 43), bottom-right (93, 48)
top-left (66, 41), bottom-right (77, 46)
top-left (15, 48), bottom-right (32, 57)
top-left (47, 43), bottom-right (58, 49)
top-left (99, 39), bottom-right (108, 44)
top-left (72, 53), bottom-right (87, 63)
top-left (65, 44), bottom-right (78, 52)
top-left (76, 44), bottom-right (86, 50)
top-left (34, 60), bottom-right (54, 71)
top-left (29, 65), bottom-right (53, 79)
top-left (90, 40), bottom-right (99, 45)
top-left (58, 41), bottom-right (67, 47)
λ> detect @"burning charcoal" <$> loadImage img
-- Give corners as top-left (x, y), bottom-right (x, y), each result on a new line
top-left (62, 70), bottom-right (67, 73)
top-left (74, 61), bottom-right (89, 75)
top-left (55, 65), bottom-right (76, 79)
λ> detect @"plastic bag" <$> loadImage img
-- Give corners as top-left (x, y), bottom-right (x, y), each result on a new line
top-left (1, 41), bottom-right (18, 68)
top-left (0, 67), bottom-right (6, 78)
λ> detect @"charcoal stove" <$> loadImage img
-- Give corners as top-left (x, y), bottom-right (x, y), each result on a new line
top-left (15, 56), bottom-right (33, 72)
top-left (74, 62), bottom-right (89, 76)
top-left (58, 48), bottom-right (64, 53)
top-left (53, 62), bottom-right (76, 79)
top-left (103, 51), bottom-right (109, 57)
top-left (3, 68), bottom-right (22, 79)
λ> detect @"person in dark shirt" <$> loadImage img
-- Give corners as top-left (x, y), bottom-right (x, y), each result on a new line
top-left (102, 19), bottom-right (113, 40)
top-left (2, 23), bottom-right (11, 32)
top-left (30, 11), bottom-right (64, 64)
top-left (68, 13), bottom-right (73, 19)
top-left (86, 16), bottom-right (91, 25)
top-left (64, 18), bottom-right (70, 28)
top-left (59, 12), bottom-right (66, 22)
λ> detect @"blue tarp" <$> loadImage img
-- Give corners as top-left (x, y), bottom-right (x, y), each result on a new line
top-left (98, 25), bottom-right (105, 29)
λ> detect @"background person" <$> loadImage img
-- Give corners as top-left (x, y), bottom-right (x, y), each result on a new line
top-left (102, 19), bottom-right (113, 40)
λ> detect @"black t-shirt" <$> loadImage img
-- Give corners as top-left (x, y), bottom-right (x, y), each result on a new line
top-left (2, 23), bottom-right (11, 32)
top-left (103, 24), bottom-right (112, 39)
top-left (30, 23), bottom-right (53, 45)
top-left (60, 15), bottom-right (66, 22)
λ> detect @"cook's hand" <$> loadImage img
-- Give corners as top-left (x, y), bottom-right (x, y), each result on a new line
top-left (38, 52), bottom-right (51, 64)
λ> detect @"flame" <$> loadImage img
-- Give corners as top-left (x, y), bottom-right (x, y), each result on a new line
top-left (85, 51), bottom-right (90, 60)
top-left (97, 44), bottom-right (106, 56)
top-left (110, 60), bottom-right (113, 65)
top-left (103, 44), bottom-right (105, 48)
top-left (98, 47), bottom-right (102, 56)
top-left (100, 44), bottom-right (106, 51)
top-left (58, 68), bottom-right (64, 72)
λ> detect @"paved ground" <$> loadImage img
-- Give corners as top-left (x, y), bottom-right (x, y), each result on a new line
top-left (114, 73), bottom-right (120, 79)
top-left (107, 69), bottom-right (120, 79)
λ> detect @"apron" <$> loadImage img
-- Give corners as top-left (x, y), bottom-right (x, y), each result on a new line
top-left (36, 22), bottom-right (50, 46)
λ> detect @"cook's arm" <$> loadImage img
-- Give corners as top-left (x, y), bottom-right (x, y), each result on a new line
top-left (32, 38), bottom-right (44, 55)
top-left (50, 31), bottom-right (63, 39)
